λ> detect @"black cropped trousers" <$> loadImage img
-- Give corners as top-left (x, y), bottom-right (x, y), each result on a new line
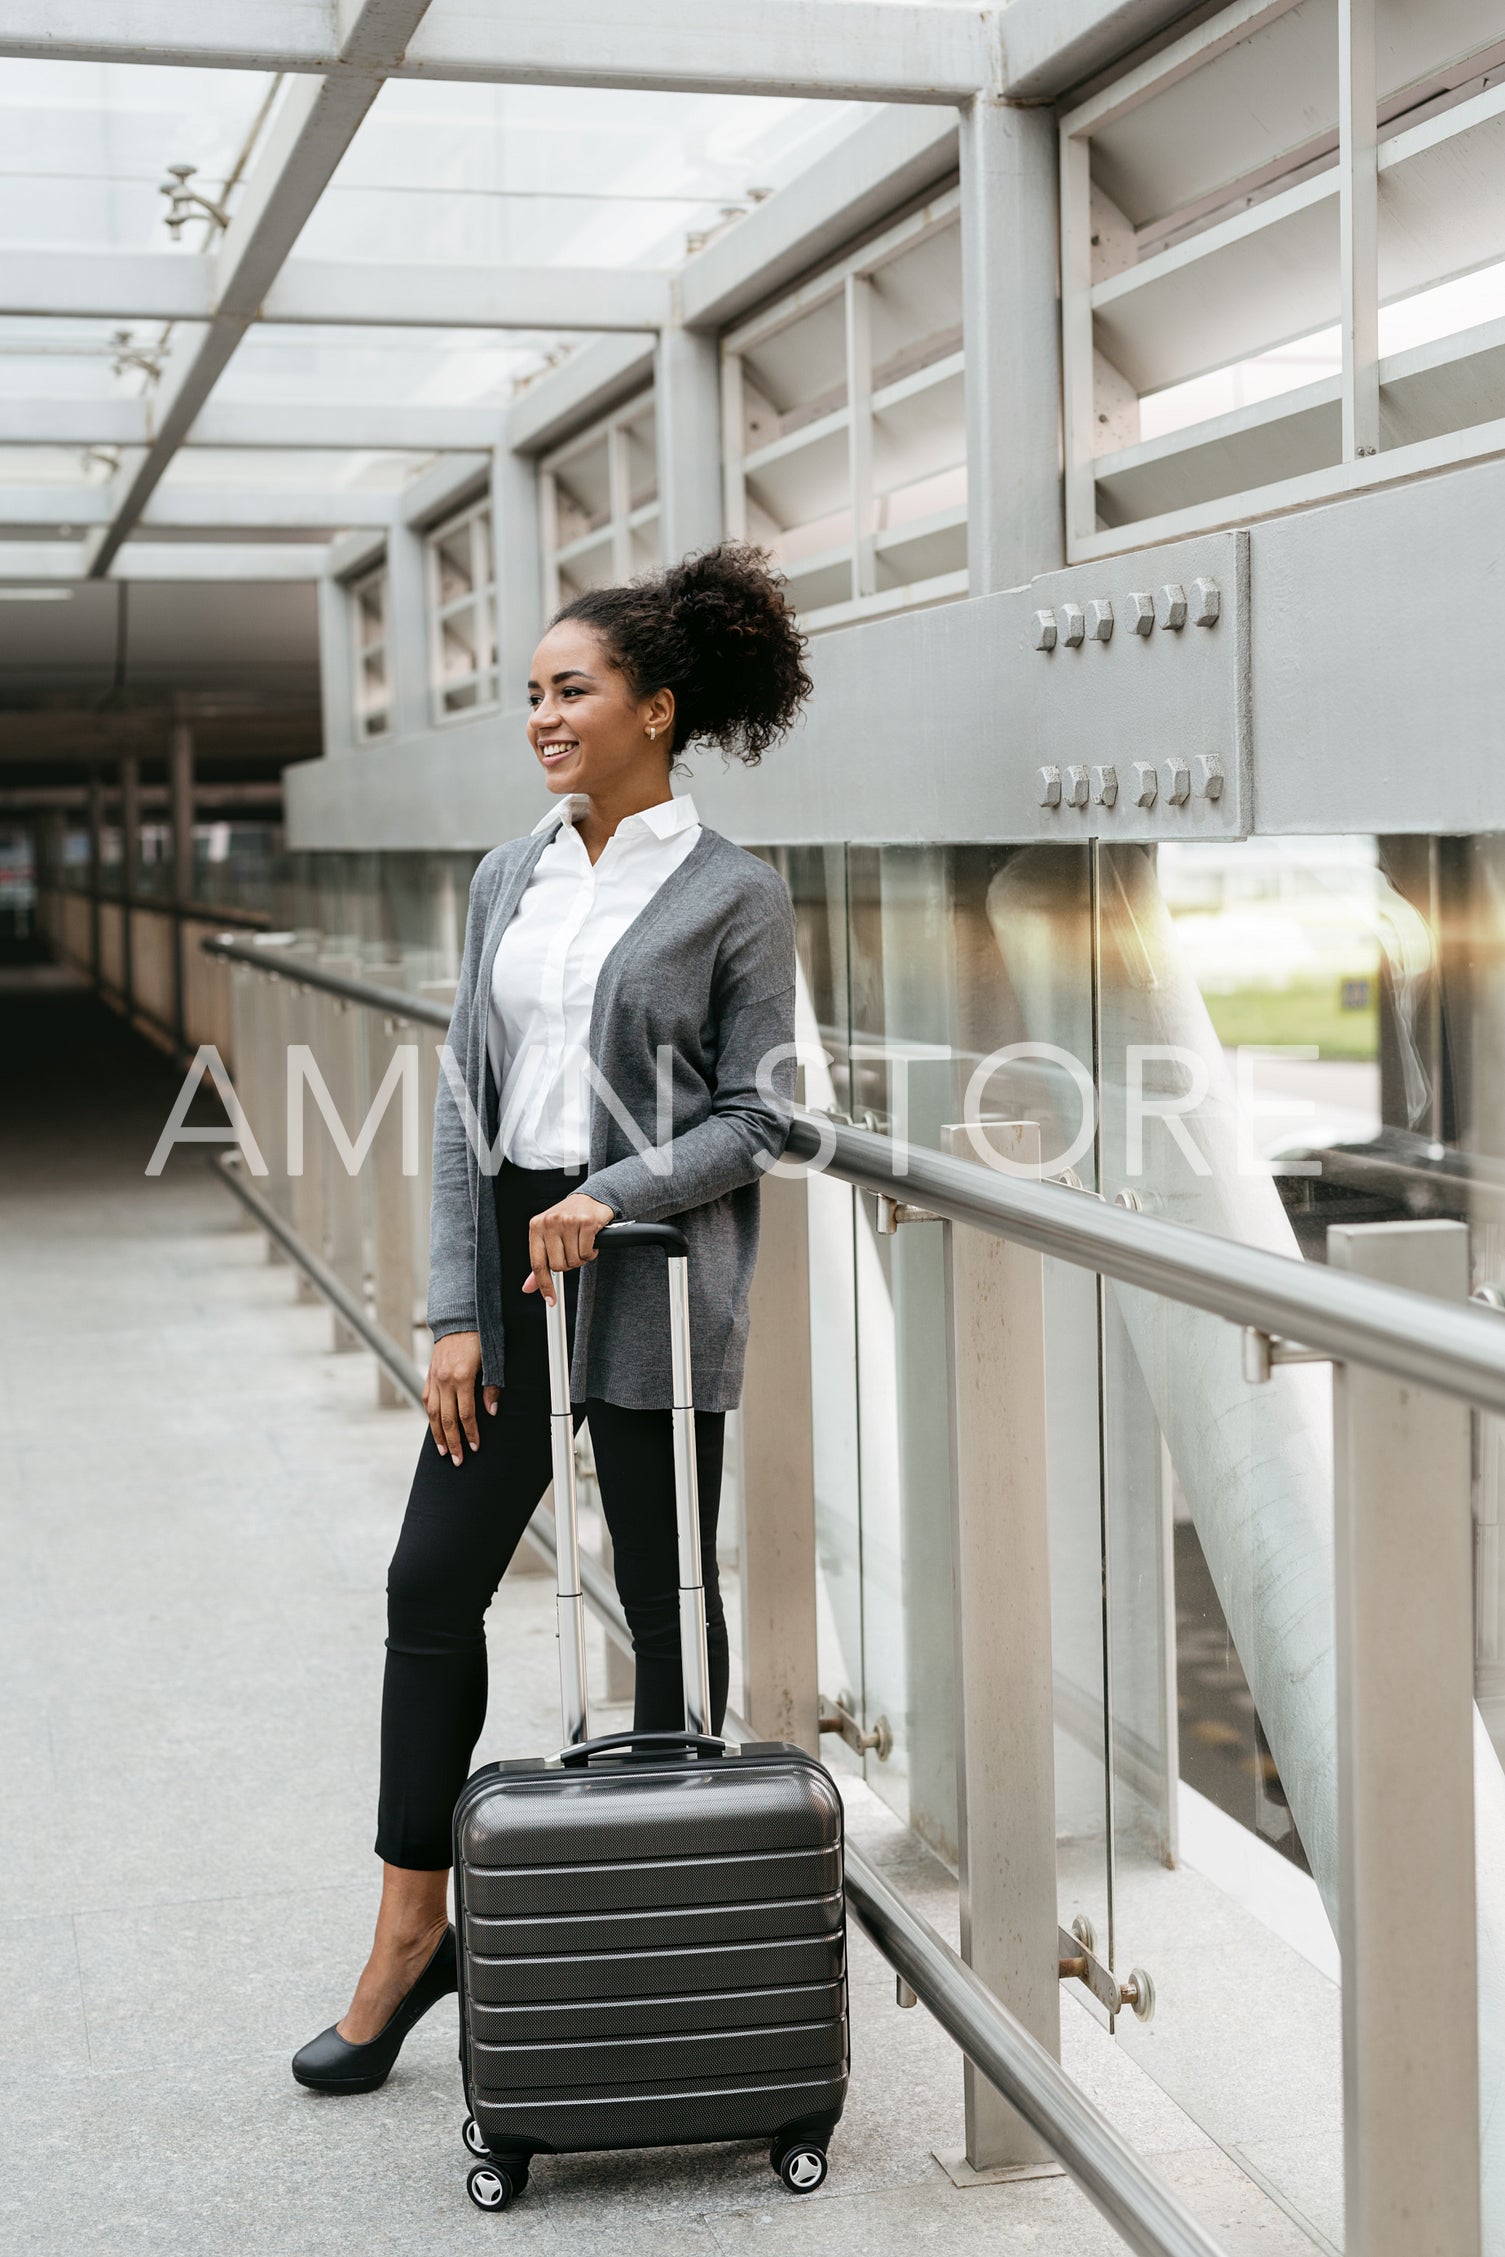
top-left (376, 1163), bottom-right (728, 1871)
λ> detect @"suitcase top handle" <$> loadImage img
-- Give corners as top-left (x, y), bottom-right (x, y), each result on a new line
top-left (557, 1729), bottom-right (727, 1766)
top-left (595, 1220), bottom-right (689, 1257)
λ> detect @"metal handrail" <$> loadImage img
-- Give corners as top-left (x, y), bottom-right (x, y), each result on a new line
top-left (210, 1138), bottom-right (1231, 2257)
top-left (203, 929), bottom-right (453, 1026)
top-left (788, 1114), bottom-right (1505, 1419)
top-left (203, 925), bottom-right (1505, 1417)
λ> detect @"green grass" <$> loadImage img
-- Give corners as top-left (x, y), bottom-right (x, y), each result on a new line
top-left (1199, 976), bottom-right (1378, 1062)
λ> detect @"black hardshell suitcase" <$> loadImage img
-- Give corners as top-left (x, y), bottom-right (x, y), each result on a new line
top-left (453, 1221), bottom-right (848, 2213)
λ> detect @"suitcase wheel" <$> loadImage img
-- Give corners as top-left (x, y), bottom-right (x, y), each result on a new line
top-left (772, 2141), bottom-right (828, 2195)
top-left (466, 2162), bottom-right (521, 2212)
top-left (462, 2116), bottom-right (488, 2158)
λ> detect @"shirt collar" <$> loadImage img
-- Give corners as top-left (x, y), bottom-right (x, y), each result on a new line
top-left (532, 793), bottom-right (699, 841)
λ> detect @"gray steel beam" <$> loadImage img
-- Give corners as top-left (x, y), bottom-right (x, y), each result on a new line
top-left (958, 97), bottom-right (1063, 595)
top-left (85, 0), bottom-right (438, 579)
top-left (1330, 1220), bottom-right (1481, 2257)
top-left (0, 0), bottom-right (1002, 100)
top-left (264, 258), bottom-right (670, 330)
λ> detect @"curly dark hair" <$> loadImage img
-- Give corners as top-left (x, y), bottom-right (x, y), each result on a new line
top-left (552, 543), bottom-right (811, 765)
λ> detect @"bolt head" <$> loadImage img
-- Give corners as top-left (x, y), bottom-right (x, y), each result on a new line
top-left (1030, 608), bottom-right (1057, 652)
top-left (1192, 753), bottom-right (1224, 801)
top-left (1131, 761), bottom-right (1158, 807)
top-left (1127, 591), bottom-right (1155, 636)
top-left (1059, 602), bottom-right (1085, 647)
top-left (1087, 597), bottom-right (1114, 642)
top-left (1036, 763), bottom-right (1062, 807)
top-left (1161, 757), bottom-right (1190, 804)
top-left (1091, 763), bottom-right (1118, 807)
top-left (1065, 763), bottom-right (1090, 808)
top-left (1155, 583), bottom-right (1187, 631)
top-left (1190, 576), bottom-right (1221, 627)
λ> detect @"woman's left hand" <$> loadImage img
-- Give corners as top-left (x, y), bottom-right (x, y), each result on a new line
top-left (524, 1193), bottom-right (617, 1303)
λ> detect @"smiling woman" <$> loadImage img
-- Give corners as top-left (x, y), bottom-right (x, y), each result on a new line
top-left (292, 542), bottom-right (814, 2096)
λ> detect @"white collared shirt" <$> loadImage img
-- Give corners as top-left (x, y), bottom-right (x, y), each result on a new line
top-left (487, 793), bottom-right (703, 1169)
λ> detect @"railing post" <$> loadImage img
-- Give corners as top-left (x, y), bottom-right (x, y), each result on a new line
top-left (1329, 1219), bottom-right (1479, 2257)
top-left (284, 955), bottom-right (323, 1305)
top-left (367, 992), bottom-right (418, 1411)
top-left (315, 952), bottom-right (365, 1352)
top-left (739, 1169), bottom-right (820, 1753)
top-left (941, 1121), bottom-right (1061, 2176)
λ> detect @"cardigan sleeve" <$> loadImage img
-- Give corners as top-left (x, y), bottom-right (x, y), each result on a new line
top-left (578, 876), bottom-right (797, 1224)
top-left (425, 858), bottom-right (491, 1339)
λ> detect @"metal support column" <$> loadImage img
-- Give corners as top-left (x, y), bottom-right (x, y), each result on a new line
top-left (1329, 1219), bottom-right (1479, 2257)
top-left (941, 1120), bottom-right (1061, 2174)
top-left (86, 765), bottom-right (104, 988)
top-left (387, 519), bottom-right (430, 740)
top-left (118, 748), bottom-right (140, 1025)
top-left (739, 1170), bottom-right (821, 1754)
top-left (169, 716), bottom-right (194, 1047)
top-left (491, 443), bottom-right (543, 707)
top-left (959, 96), bottom-right (1063, 595)
top-left (655, 323), bottom-right (723, 563)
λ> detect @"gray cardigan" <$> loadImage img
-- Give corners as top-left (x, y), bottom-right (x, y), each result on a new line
top-left (426, 816), bottom-right (797, 1412)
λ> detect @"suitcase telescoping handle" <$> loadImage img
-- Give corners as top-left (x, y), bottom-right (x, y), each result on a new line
top-left (545, 1220), bottom-right (714, 1751)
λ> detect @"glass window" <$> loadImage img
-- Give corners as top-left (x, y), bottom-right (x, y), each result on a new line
top-left (722, 191), bottom-right (966, 634)
top-left (540, 393), bottom-right (660, 609)
top-left (425, 497), bottom-right (499, 721)
top-left (349, 562), bottom-right (390, 741)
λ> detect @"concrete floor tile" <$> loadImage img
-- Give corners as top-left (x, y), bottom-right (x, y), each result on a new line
top-left (0, 1914), bottom-right (91, 2082)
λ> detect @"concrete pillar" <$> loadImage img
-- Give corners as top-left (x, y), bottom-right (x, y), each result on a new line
top-left (118, 749), bottom-right (140, 1022)
top-left (958, 97), bottom-right (1063, 596)
top-left (655, 325), bottom-right (723, 563)
top-left (317, 574), bottom-right (357, 756)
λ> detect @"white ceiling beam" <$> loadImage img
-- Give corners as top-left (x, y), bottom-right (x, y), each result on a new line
top-left (190, 400), bottom-right (503, 448)
top-left (0, 484), bottom-right (400, 528)
top-left (0, 399), bottom-right (503, 448)
top-left (680, 105), bottom-right (960, 334)
top-left (399, 2), bottom-right (1000, 102)
top-left (85, 0), bottom-right (438, 579)
top-left (0, 534), bottom-right (326, 579)
top-left (0, 0), bottom-right (1000, 100)
top-left (262, 259), bottom-right (668, 329)
top-left (999, 0), bottom-right (1209, 102)
top-left (0, 249), bottom-right (665, 330)
top-left (112, 542), bottom-right (330, 579)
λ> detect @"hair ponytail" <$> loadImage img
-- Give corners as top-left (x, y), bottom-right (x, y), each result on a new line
top-left (552, 543), bottom-right (811, 764)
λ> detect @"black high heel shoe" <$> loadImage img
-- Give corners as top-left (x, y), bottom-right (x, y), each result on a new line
top-left (292, 1924), bottom-right (457, 2094)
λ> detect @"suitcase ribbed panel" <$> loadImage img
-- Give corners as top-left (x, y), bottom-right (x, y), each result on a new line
top-left (464, 1844), bottom-right (840, 1917)
top-left (471, 1977), bottom-right (845, 2044)
top-left (474, 2072), bottom-right (849, 2153)
top-left (468, 1930), bottom-right (844, 2005)
top-left (475, 2015), bottom-right (846, 2090)
top-left (466, 1889), bottom-right (841, 1959)
top-left (455, 1746), bottom-right (849, 2160)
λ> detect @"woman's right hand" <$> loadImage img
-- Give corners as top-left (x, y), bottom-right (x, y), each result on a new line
top-left (423, 1332), bottom-right (498, 1465)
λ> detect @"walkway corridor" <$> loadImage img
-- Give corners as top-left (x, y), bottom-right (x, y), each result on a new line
top-left (2, 967), bottom-right (1312, 2255)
